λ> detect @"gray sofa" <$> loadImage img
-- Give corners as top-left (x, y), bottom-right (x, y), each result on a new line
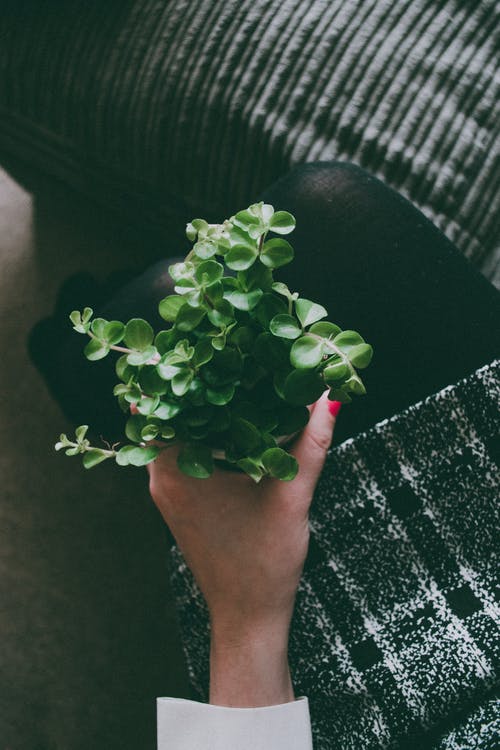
top-left (0, 0), bottom-right (499, 284)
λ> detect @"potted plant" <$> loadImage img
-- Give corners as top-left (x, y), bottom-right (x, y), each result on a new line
top-left (56, 203), bottom-right (372, 482)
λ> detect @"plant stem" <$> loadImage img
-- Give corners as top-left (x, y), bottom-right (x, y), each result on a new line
top-left (87, 332), bottom-right (160, 364)
top-left (88, 331), bottom-right (133, 355)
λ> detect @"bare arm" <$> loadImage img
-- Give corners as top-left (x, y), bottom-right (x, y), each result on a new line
top-left (148, 392), bottom-right (341, 707)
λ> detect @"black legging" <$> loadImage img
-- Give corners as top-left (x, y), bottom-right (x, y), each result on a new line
top-left (30, 162), bottom-right (500, 446)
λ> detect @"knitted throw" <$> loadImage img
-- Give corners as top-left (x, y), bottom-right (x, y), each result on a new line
top-left (0, 1), bottom-right (499, 282)
top-left (169, 360), bottom-right (500, 749)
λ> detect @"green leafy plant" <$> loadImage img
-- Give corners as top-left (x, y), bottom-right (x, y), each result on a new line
top-left (56, 203), bottom-right (373, 481)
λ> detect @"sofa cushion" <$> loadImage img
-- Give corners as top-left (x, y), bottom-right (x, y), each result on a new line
top-left (0, 0), bottom-right (498, 283)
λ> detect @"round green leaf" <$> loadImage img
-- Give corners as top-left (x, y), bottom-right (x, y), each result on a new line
top-left (233, 209), bottom-right (261, 228)
top-left (168, 261), bottom-right (195, 282)
top-left (271, 281), bottom-right (293, 299)
top-left (333, 330), bottom-right (364, 350)
top-left (175, 305), bottom-right (206, 332)
top-left (113, 384), bottom-right (129, 396)
top-left (211, 333), bottom-right (226, 350)
top-left (224, 287), bottom-right (263, 311)
top-left (126, 345), bottom-right (158, 366)
top-left (187, 218), bottom-right (208, 241)
top-left (261, 447), bottom-right (298, 480)
top-left (204, 282), bottom-right (224, 308)
top-left (155, 329), bottom-right (179, 355)
top-left (184, 289), bottom-right (204, 307)
top-left (290, 335), bottom-right (324, 369)
top-left (160, 425), bottom-right (176, 439)
top-left (230, 417), bottom-right (263, 455)
top-left (75, 425), bottom-right (89, 442)
top-left (125, 414), bottom-right (147, 443)
top-left (309, 321), bottom-right (342, 338)
top-left (328, 388), bottom-right (352, 404)
top-left (159, 295), bottom-right (186, 322)
top-left (186, 222), bottom-right (198, 242)
top-left (260, 238), bottom-right (294, 268)
top-left (240, 261), bottom-right (273, 292)
top-left (174, 338), bottom-right (194, 359)
top-left (207, 299), bottom-right (234, 328)
top-left (116, 445), bottom-right (160, 467)
top-left (270, 314), bottom-right (302, 340)
top-left (84, 338), bottom-right (110, 361)
top-left (70, 310), bottom-right (87, 334)
top-left (345, 375), bottom-right (367, 395)
top-left (83, 450), bottom-right (111, 469)
top-left (91, 318), bottom-right (107, 338)
top-left (172, 369), bottom-right (194, 396)
top-left (177, 443), bottom-right (214, 479)
top-left (193, 240), bottom-right (218, 259)
top-left (154, 401), bottom-right (182, 420)
top-left (347, 343), bottom-right (373, 369)
top-left (136, 395), bottom-right (160, 416)
top-left (260, 203), bottom-right (274, 222)
top-left (103, 320), bottom-right (125, 345)
top-left (141, 424), bottom-right (160, 441)
top-left (157, 361), bottom-right (182, 380)
top-left (187, 377), bottom-right (206, 405)
top-left (206, 383), bottom-right (235, 405)
top-left (123, 383), bottom-right (142, 404)
top-left (174, 278), bottom-right (197, 295)
top-left (295, 299), bottom-right (328, 328)
top-left (283, 369), bottom-right (325, 406)
top-left (269, 210), bottom-right (296, 234)
top-left (194, 260), bottom-right (224, 286)
top-left (124, 319), bottom-right (154, 351)
top-left (323, 362), bottom-right (350, 384)
top-left (225, 244), bottom-right (258, 271)
top-left (115, 354), bottom-right (135, 382)
top-left (192, 337), bottom-right (214, 366)
top-left (254, 293), bottom-right (288, 329)
top-left (82, 307), bottom-right (93, 323)
top-left (138, 366), bottom-right (169, 396)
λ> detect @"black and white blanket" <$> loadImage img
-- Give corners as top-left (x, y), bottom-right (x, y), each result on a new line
top-left (170, 359), bottom-right (500, 749)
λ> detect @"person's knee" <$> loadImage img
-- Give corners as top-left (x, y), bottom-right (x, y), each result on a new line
top-left (263, 160), bottom-right (388, 224)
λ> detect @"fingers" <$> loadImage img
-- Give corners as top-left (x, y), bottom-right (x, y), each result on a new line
top-left (288, 391), bottom-right (341, 495)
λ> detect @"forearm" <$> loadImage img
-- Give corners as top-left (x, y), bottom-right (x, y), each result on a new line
top-left (209, 622), bottom-right (295, 707)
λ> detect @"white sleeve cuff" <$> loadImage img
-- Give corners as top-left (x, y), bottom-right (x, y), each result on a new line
top-left (157, 696), bottom-right (313, 750)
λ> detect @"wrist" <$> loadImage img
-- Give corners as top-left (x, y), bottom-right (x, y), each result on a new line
top-left (209, 622), bottom-right (294, 708)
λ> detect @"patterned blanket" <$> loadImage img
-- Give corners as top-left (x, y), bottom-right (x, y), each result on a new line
top-left (170, 360), bottom-right (500, 749)
top-left (0, 1), bottom-right (498, 283)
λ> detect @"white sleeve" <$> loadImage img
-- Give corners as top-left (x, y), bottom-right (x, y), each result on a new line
top-left (157, 696), bottom-right (313, 750)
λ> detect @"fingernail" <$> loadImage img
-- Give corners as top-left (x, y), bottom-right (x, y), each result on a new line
top-left (328, 400), bottom-right (342, 417)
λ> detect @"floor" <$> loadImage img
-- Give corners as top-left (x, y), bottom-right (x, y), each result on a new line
top-left (0, 160), bottom-right (190, 750)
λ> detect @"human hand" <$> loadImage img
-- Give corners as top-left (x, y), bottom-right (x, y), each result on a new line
top-left (147, 392), bottom-right (340, 706)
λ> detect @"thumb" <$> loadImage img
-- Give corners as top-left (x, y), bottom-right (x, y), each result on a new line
top-left (289, 391), bottom-right (341, 492)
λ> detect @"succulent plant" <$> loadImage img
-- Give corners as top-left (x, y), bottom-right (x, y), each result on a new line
top-left (56, 203), bottom-right (372, 481)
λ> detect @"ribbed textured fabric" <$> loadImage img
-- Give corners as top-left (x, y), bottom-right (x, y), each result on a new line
top-left (169, 359), bottom-right (500, 749)
top-left (0, 1), bottom-right (499, 281)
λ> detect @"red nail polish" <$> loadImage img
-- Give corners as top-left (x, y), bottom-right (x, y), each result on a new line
top-left (328, 400), bottom-right (342, 417)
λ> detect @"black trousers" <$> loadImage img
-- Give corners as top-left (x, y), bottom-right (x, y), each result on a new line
top-left (30, 162), bottom-right (500, 446)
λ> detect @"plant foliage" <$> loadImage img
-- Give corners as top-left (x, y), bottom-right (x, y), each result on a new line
top-left (56, 202), bottom-right (373, 481)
